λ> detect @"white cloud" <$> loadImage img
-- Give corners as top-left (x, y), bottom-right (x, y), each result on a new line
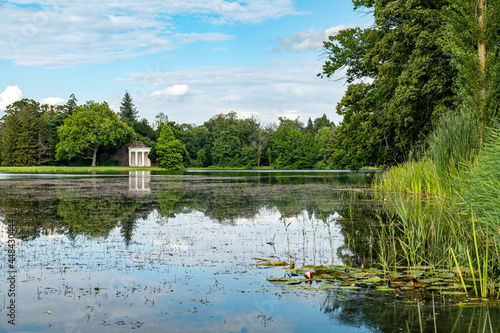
top-left (40, 97), bottom-right (66, 105)
top-left (120, 60), bottom-right (346, 126)
top-left (150, 84), bottom-right (191, 99)
top-left (0, 85), bottom-right (23, 110)
top-left (279, 25), bottom-right (347, 51)
top-left (175, 32), bottom-right (234, 44)
top-left (277, 110), bottom-right (300, 120)
top-left (0, 0), bottom-right (300, 68)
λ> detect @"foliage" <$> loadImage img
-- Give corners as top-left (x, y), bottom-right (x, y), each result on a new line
top-left (64, 94), bottom-right (78, 116)
top-left (374, 158), bottom-right (440, 196)
top-left (457, 120), bottom-right (500, 225)
top-left (119, 91), bottom-right (138, 124)
top-left (155, 124), bottom-right (186, 170)
top-left (1, 99), bottom-right (51, 166)
top-left (267, 117), bottom-right (318, 169)
top-left (426, 111), bottom-right (481, 194)
top-left (443, 0), bottom-right (500, 131)
top-left (321, 0), bottom-right (456, 169)
top-left (56, 101), bottom-right (134, 166)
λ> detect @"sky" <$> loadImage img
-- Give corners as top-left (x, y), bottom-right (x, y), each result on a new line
top-left (0, 0), bottom-right (373, 127)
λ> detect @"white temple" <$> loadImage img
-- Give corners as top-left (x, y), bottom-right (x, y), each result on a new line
top-left (128, 141), bottom-right (152, 167)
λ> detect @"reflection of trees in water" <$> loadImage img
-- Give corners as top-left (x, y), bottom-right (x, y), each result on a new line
top-left (320, 288), bottom-right (500, 333)
top-left (0, 177), bottom-right (384, 262)
top-left (333, 191), bottom-right (386, 267)
top-left (0, 179), bottom-right (154, 243)
top-left (0, 184), bottom-right (62, 240)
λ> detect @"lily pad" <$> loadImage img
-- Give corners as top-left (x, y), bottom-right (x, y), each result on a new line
top-left (267, 277), bottom-right (303, 285)
top-left (365, 276), bottom-right (382, 283)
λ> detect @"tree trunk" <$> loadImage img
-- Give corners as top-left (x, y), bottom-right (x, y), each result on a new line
top-left (91, 147), bottom-right (98, 166)
top-left (478, 0), bottom-right (486, 118)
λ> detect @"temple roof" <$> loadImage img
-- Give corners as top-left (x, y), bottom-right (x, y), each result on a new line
top-left (128, 141), bottom-right (149, 148)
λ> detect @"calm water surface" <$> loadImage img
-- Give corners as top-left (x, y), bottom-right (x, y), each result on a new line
top-left (0, 171), bottom-right (498, 332)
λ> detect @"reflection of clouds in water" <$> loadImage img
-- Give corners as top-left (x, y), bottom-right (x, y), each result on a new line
top-left (0, 221), bottom-right (22, 249)
top-left (153, 312), bottom-right (293, 333)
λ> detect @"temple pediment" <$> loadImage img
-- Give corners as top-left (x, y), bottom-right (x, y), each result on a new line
top-left (128, 141), bottom-right (152, 167)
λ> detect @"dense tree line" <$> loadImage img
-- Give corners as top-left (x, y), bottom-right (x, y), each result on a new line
top-left (0, 92), bottom-right (337, 169)
top-left (319, 0), bottom-right (500, 169)
top-left (3, 1), bottom-right (495, 170)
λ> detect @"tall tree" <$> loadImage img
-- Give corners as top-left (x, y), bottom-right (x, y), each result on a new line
top-left (64, 93), bottom-right (78, 116)
top-left (56, 101), bottom-right (134, 166)
top-left (443, 0), bottom-right (500, 132)
top-left (155, 124), bottom-right (186, 170)
top-left (119, 91), bottom-right (138, 124)
top-left (267, 117), bottom-right (318, 169)
top-left (320, 0), bottom-right (456, 168)
top-left (1, 99), bottom-right (41, 166)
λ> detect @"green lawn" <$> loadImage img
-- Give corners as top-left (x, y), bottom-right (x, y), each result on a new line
top-left (0, 166), bottom-right (166, 174)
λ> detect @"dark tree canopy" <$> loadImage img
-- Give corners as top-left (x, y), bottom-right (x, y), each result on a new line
top-left (1, 99), bottom-right (42, 166)
top-left (320, 0), bottom-right (456, 169)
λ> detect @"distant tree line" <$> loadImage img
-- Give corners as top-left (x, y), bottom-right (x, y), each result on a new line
top-left (0, 91), bottom-right (338, 169)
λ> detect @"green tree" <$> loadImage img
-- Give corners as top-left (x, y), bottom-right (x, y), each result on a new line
top-left (313, 114), bottom-right (335, 133)
top-left (119, 91), bottom-right (138, 124)
top-left (267, 117), bottom-right (317, 169)
top-left (64, 93), bottom-right (78, 116)
top-left (56, 101), bottom-right (134, 166)
top-left (320, 0), bottom-right (456, 168)
top-left (155, 124), bottom-right (186, 170)
top-left (1, 99), bottom-right (42, 166)
top-left (443, 0), bottom-right (500, 133)
top-left (305, 117), bottom-right (314, 135)
top-left (315, 126), bottom-right (336, 168)
top-left (211, 130), bottom-right (241, 166)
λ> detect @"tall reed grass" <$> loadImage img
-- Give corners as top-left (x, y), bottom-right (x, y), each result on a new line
top-left (426, 111), bottom-right (481, 196)
top-left (373, 158), bottom-right (441, 196)
top-left (374, 112), bottom-right (500, 298)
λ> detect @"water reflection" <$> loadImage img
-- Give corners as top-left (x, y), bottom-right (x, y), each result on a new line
top-left (129, 170), bottom-right (151, 193)
top-left (0, 172), bottom-right (496, 332)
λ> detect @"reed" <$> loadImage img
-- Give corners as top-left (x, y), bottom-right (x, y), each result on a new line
top-left (374, 158), bottom-right (441, 196)
top-left (375, 111), bottom-right (480, 198)
top-left (427, 111), bottom-right (481, 196)
top-left (374, 113), bottom-right (500, 298)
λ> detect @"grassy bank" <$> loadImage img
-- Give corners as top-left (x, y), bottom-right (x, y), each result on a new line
top-left (0, 166), bottom-right (166, 174)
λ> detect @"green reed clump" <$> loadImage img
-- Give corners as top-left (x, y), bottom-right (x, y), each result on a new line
top-left (449, 121), bottom-right (500, 297)
top-left (375, 111), bottom-right (480, 198)
top-left (427, 111), bottom-right (481, 197)
top-left (455, 120), bottom-right (500, 226)
top-left (374, 158), bottom-right (441, 196)
top-left (376, 195), bottom-right (452, 274)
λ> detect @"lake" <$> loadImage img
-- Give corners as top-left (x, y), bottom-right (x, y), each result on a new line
top-left (0, 170), bottom-right (498, 332)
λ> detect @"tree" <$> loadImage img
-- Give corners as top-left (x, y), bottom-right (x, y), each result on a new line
top-left (1, 99), bottom-right (42, 166)
top-left (313, 114), bottom-right (335, 133)
top-left (267, 117), bottom-right (318, 169)
top-left (211, 130), bottom-right (241, 166)
top-left (64, 94), bottom-right (78, 116)
top-left (119, 91), bottom-right (138, 124)
top-left (155, 124), bottom-right (186, 170)
top-left (443, 0), bottom-right (500, 133)
top-left (56, 101), bottom-right (134, 166)
top-left (320, 0), bottom-right (456, 168)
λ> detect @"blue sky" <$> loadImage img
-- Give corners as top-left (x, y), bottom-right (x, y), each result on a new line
top-left (0, 0), bottom-right (373, 126)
